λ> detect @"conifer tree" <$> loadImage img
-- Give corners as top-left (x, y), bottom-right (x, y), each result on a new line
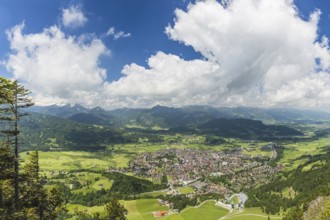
top-left (105, 198), bottom-right (128, 220)
top-left (0, 77), bottom-right (33, 213)
top-left (22, 149), bottom-right (42, 219)
top-left (0, 143), bottom-right (15, 219)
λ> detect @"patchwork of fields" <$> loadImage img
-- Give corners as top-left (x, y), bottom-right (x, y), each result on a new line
top-left (19, 132), bottom-right (330, 220)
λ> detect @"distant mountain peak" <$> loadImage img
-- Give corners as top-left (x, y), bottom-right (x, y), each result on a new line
top-left (91, 106), bottom-right (105, 112)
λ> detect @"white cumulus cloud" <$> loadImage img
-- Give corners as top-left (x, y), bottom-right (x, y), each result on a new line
top-left (5, 0), bottom-right (330, 110)
top-left (103, 52), bottom-right (220, 108)
top-left (5, 23), bottom-right (109, 106)
top-left (101, 0), bottom-right (330, 109)
top-left (106, 27), bottom-right (131, 40)
top-left (62, 5), bottom-right (88, 28)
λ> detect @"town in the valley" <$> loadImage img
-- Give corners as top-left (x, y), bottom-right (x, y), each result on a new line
top-left (108, 143), bottom-right (281, 213)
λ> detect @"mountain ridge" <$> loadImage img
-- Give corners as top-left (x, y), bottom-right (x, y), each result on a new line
top-left (27, 104), bottom-right (330, 129)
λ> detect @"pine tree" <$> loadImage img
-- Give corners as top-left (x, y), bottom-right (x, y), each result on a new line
top-left (1, 77), bottom-right (65, 219)
top-left (0, 143), bottom-right (15, 219)
top-left (0, 77), bottom-right (33, 213)
top-left (44, 187), bottom-right (66, 219)
top-left (22, 149), bottom-right (42, 219)
top-left (105, 198), bottom-right (128, 220)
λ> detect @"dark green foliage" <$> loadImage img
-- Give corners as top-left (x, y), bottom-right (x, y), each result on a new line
top-left (199, 118), bottom-right (302, 139)
top-left (0, 77), bottom-right (34, 213)
top-left (19, 113), bottom-right (133, 151)
top-left (204, 135), bottom-right (226, 146)
top-left (246, 152), bottom-right (330, 218)
top-left (268, 145), bottom-right (284, 167)
top-left (30, 104), bottom-right (330, 128)
top-left (0, 144), bottom-right (15, 219)
top-left (164, 195), bottom-right (197, 211)
top-left (282, 207), bottom-right (303, 220)
top-left (105, 198), bottom-right (127, 220)
top-left (0, 145), bottom-right (15, 181)
top-left (107, 172), bottom-right (164, 197)
top-left (0, 146), bottom-right (65, 219)
top-left (69, 112), bottom-right (113, 126)
top-left (64, 172), bottom-right (165, 206)
top-left (161, 174), bottom-right (168, 186)
top-left (66, 129), bottom-right (126, 147)
top-left (0, 77), bottom-right (64, 219)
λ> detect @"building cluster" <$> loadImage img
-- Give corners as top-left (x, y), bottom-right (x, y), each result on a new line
top-left (130, 148), bottom-right (280, 195)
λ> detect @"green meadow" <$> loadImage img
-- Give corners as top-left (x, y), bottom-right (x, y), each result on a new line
top-left (123, 199), bottom-right (169, 220)
top-left (279, 136), bottom-right (330, 170)
top-left (162, 201), bottom-right (228, 220)
top-left (66, 203), bottom-right (106, 219)
top-left (230, 196), bottom-right (239, 205)
top-left (20, 151), bottom-right (113, 170)
top-left (222, 208), bottom-right (283, 220)
top-left (67, 199), bottom-right (169, 220)
top-left (178, 186), bottom-right (195, 194)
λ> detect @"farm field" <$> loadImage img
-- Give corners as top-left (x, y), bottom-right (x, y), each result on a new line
top-left (66, 203), bottom-right (106, 219)
top-left (222, 207), bottom-right (283, 220)
top-left (178, 186), bottom-right (195, 194)
top-left (70, 172), bottom-right (113, 194)
top-left (123, 199), bottom-right (169, 220)
top-left (162, 201), bottom-right (228, 220)
top-left (230, 195), bottom-right (239, 205)
top-left (279, 136), bottom-right (330, 170)
top-left (20, 151), bottom-right (114, 170)
top-left (66, 199), bottom-right (169, 220)
top-left (136, 190), bottom-right (167, 198)
top-left (19, 136), bottom-right (276, 171)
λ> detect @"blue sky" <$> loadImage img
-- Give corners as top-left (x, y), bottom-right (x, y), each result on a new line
top-left (0, 0), bottom-right (201, 81)
top-left (1, 0), bottom-right (330, 110)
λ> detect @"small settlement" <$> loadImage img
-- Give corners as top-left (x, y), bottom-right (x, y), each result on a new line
top-left (129, 148), bottom-right (281, 196)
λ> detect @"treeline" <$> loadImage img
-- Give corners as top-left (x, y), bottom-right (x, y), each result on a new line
top-left (0, 77), bottom-right (66, 219)
top-left (56, 172), bottom-right (166, 206)
top-left (0, 147), bottom-right (66, 219)
top-left (164, 195), bottom-right (197, 211)
top-left (20, 113), bottom-right (166, 151)
top-left (245, 151), bottom-right (330, 219)
top-left (19, 113), bottom-right (135, 151)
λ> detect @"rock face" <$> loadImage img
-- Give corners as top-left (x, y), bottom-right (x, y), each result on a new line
top-left (304, 196), bottom-right (330, 220)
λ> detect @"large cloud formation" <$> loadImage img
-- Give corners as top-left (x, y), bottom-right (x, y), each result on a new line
top-left (6, 23), bottom-right (109, 106)
top-left (104, 0), bottom-right (330, 109)
top-left (5, 0), bottom-right (330, 109)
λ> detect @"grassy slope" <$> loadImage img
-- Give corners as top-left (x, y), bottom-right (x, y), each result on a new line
top-left (66, 203), bottom-right (105, 217)
top-left (71, 172), bottom-right (113, 194)
top-left (162, 201), bottom-right (228, 220)
top-left (280, 136), bottom-right (330, 170)
top-left (223, 208), bottom-right (283, 220)
top-left (124, 199), bottom-right (169, 220)
top-left (20, 151), bottom-right (114, 170)
top-left (178, 186), bottom-right (195, 194)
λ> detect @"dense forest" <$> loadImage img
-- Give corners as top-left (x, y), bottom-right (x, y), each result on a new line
top-left (245, 149), bottom-right (330, 219)
top-left (52, 171), bottom-right (166, 207)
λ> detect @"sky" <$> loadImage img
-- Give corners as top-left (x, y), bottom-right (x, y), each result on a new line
top-left (1, 0), bottom-right (330, 110)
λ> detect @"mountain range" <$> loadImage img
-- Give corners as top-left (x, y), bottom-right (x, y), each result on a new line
top-left (29, 104), bottom-right (330, 129)
top-left (10, 104), bottom-right (327, 151)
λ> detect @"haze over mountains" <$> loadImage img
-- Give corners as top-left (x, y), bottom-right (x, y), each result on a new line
top-left (17, 104), bottom-right (330, 152)
top-left (29, 104), bottom-right (330, 128)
